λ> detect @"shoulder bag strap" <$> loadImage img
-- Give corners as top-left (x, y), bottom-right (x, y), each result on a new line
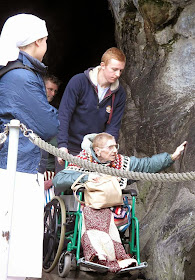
top-left (0, 61), bottom-right (35, 78)
top-left (71, 173), bottom-right (86, 204)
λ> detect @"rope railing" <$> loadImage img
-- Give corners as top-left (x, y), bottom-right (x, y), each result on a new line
top-left (1, 121), bottom-right (194, 183)
top-left (30, 133), bottom-right (195, 183)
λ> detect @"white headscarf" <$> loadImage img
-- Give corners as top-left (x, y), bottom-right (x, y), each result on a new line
top-left (0, 13), bottom-right (48, 66)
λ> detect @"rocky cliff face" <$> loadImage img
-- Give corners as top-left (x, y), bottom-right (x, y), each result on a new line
top-left (108, 0), bottom-right (195, 279)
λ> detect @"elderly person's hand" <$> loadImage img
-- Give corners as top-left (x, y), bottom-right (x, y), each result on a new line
top-left (171, 141), bottom-right (187, 161)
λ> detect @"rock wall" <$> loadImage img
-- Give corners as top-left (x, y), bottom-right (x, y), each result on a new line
top-left (108, 0), bottom-right (195, 279)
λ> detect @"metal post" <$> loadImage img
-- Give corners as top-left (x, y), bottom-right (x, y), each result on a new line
top-left (0, 119), bottom-right (20, 280)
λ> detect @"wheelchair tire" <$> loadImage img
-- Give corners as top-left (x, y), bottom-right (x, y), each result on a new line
top-left (43, 196), bottom-right (66, 272)
top-left (58, 252), bottom-right (72, 278)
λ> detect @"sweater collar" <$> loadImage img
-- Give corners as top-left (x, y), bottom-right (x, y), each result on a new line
top-left (19, 51), bottom-right (47, 74)
top-left (86, 66), bottom-right (119, 92)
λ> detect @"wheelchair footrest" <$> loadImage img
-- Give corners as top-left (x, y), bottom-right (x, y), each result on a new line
top-left (117, 262), bottom-right (148, 274)
top-left (78, 257), bottom-right (148, 274)
top-left (78, 257), bottom-right (109, 273)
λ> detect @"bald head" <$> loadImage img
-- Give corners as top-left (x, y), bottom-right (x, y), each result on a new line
top-left (92, 133), bottom-right (115, 149)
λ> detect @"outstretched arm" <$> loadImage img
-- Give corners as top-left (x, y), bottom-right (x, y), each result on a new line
top-left (129, 141), bottom-right (187, 173)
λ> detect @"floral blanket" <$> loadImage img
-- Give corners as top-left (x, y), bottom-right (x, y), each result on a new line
top-left (81, 206), bottom-right (137, 272)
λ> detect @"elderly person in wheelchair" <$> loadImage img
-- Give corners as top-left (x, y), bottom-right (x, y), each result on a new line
top-left (52, 133), bottom-right (186, 273)
top-left (54, 132), bottom-right (186, 188)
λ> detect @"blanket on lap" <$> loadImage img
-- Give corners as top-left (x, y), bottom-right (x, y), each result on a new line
top-left (81, 206), bottom-right (137, 272)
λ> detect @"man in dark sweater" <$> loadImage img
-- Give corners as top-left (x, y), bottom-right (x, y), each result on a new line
top-left (57, 47), bottom-right (126, 166)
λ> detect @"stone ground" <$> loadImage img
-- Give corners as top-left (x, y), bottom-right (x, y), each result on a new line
top-left (27, 266), bottom-right (145, 280)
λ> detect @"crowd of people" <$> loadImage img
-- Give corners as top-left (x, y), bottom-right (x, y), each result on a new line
top-left (0, 13), bottom-right (187, 280)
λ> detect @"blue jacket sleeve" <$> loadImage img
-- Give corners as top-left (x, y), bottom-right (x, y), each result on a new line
top-left (105, 85), bottom-right (126, 140)
top-left (52, 169), bottom-right (89, 191)
top-left (129, 153), bottom-right (174, 173)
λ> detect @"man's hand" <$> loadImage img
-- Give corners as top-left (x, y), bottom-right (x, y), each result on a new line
top-left (57, 147), bottom-right (68, 165)
top-left (171, 141), bottom-right (187, 161)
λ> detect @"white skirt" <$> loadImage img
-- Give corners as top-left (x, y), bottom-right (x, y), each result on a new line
top-left (0, 169), bottom-right (44, 278)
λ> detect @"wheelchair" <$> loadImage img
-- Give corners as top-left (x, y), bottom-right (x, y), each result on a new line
top-left (43, 175), bottom-right (148, 278)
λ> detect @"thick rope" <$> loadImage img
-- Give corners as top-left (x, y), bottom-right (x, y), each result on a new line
top-left (30, 135), bottom-right (195, 183)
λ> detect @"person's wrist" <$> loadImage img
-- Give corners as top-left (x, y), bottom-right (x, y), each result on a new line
top-left (59, 147), bottom-right (68, 154)
top-left (170, 154), bottom-right (175, 161)
top-left (59, 147), bottom-right (67, 150)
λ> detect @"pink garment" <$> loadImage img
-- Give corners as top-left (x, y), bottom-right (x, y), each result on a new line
top-left (81, 206), bottom-right (137, 272)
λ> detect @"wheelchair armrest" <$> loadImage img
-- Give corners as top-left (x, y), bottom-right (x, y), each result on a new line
top-left (127, 179), bottom-right (137, 185)
top-left (61, 187), bottom-right (85, 196)
top-left (122, 188), bottom-right (137, 196)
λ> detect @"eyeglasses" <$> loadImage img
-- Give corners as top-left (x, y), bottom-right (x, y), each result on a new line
top-left (98, 143), bottom-right (119, 151)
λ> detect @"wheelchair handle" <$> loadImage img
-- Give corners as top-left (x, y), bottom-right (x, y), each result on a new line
top-left (122, 188), bottom-right (137, 196)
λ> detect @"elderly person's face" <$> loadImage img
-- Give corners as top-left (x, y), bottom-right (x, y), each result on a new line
top-left (94, 138), bottom-right (119, 162)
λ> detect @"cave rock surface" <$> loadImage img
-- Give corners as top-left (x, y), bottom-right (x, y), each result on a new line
top-left (109, 0), bottom-right (195, 279)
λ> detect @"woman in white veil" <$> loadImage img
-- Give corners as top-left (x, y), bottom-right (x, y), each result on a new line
top-left (0, 14), bottom-right (59, 280)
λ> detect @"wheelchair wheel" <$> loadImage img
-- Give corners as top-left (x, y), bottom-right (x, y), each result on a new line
top-left (43, 196), bottom-right (66, 272)
top-left (58, 252), bottom-right (72, 278)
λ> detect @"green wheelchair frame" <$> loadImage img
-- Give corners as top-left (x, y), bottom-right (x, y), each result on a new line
top-left (43, 163), bottom-right (147, 278)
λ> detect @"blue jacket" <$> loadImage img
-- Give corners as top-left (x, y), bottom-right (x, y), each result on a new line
top-left (0, 51), bottom-right (59, 174)
top-left (58, 66), bottom-right (126, 154)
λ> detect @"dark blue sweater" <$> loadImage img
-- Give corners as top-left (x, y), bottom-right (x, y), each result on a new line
top-left (58, 68), bottom-right (126, 154)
